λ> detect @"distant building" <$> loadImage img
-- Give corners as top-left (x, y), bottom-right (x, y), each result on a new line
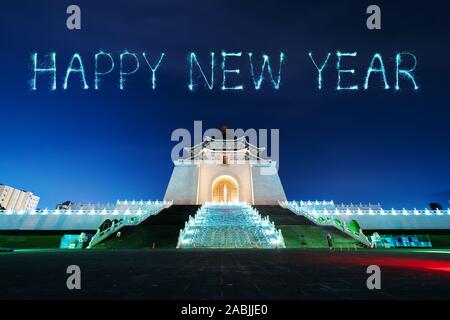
top-left (55, 201), bottom-right (74, 210)
top-left (0, 184), bottom-right (40, 211)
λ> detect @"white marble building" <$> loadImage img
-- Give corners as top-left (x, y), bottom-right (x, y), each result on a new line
top-left (164, 136), bottom-right (287, 205)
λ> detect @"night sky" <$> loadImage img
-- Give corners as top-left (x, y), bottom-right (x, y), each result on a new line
top-left (0, 0), bottom-right (449, 209)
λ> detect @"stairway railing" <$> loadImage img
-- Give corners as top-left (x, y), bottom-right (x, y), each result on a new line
top-left (280, 201), bottom-right (371, 247)
top-left (87, 200), bottom-right (173, 248)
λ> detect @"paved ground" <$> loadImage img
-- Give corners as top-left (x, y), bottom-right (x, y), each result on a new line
top-left (0, 249), bottom-right (449, 300)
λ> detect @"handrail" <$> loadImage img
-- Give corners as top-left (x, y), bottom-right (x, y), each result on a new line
top-left (279, 201), bottom-right (449, 216)
top-left (0, 200), bottom-right (173, 216)
top-left (87, 200), bottom-right (173, 248)
top-left (87, 218), bottom-right (129, 248)
top-left (281, 201), bottom-right (371, 247)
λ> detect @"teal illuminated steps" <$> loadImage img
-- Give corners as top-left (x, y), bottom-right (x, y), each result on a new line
top-left (177, 203), bottom-right (285, 248)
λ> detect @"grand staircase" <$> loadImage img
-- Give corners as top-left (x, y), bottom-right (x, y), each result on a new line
top-left (177, 203), bottom-right (285, 248)
top-left (95, 203), bottom-right (364, 249)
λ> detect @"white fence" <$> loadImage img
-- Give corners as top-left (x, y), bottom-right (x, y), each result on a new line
top-left (280, 201), bottom-right (372, 246)
top-left (0, 200), bottom-right (172, 231)
top-left (282, 200), bottom-right (450, 230)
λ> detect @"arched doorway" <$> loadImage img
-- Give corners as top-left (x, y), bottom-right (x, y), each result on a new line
top-left (212, 175), bottom-right (239, 203)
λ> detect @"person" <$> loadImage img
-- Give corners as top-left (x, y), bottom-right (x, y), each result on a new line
top-left (327, 233), bottom-right (333, 250)
top-left (299, 234), bottom-right (306, 246)
top-left (116, 231), bottom-right (121, 238)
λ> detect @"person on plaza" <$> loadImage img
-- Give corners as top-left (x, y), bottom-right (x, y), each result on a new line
top-left (327, 233), bottom-right (333, 250)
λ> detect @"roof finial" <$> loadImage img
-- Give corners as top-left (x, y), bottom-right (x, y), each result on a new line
top-left (220, 124), bottom-right (229, 139)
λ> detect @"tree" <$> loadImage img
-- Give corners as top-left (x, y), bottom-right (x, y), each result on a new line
top-left (348, 220), bottom-right (362, 234)
top-left (429, 203), bottom-right (442, 211)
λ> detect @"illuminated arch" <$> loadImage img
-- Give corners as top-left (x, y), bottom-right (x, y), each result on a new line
top-left (212, 175), bottom-right (239, 203)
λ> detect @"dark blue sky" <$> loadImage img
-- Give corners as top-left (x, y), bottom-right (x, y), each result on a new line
top-left (0, 0), bottom-right (449, 209)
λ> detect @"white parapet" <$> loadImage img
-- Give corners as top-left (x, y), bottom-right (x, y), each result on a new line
top-left (0, 200), bottom-right (172, 230)
top-left (282, 200), bottom-right (450, 230)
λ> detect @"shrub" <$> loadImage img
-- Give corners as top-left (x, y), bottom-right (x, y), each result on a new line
top-left (348, 219), bottom-right (361, 234)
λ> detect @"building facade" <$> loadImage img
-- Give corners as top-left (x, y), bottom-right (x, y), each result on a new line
top-left (164, 136), bottom-right (287, 205)
top-left (0, 184), bottom-right (40, 210)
